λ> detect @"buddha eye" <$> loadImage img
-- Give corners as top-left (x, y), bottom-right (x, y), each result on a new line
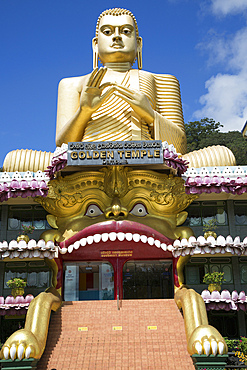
top-left (130, 203), bottom-right (148, 217)
top-left (122, 27), bottom-right (132, 35)
top-left (102, 28), bottom-right (112, 36)
top-left (85, 204), bottom-right (103, 217)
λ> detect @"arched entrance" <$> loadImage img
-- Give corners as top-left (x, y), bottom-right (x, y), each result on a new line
top-left (58, 220), bottom-right (176, 301)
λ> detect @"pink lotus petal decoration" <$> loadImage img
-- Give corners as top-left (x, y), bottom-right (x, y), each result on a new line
top-left (185, 175), bottom-right (247, 195)
top-left (25, 294), bottom-right (34, 303)
top-left (202, 290), bottom-right (247, 311)
top-left (0, 295), bottom-right (34, 316)
top-left (0, 178), bottom-right (48, 203)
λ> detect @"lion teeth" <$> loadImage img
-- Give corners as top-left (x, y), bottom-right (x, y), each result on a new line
top-left (86, 236), bottom-right (94, 245)
top-left (101, 233), bottom-right (109, 242)
top-left (125, 233), bottom-right (133, 241)
top-left (140, 235), bottom-right (148, 243)
top-left (147, 237), bottom-right (154, 245)
top-left (109, 232), bottom-right (117, 241)
top-left (74, 241), bottom-right (80, 250)
top-left (133, 233), bottom-right (140, 242)
top-left (94, 234), bottom-right (101, 243)
top-left (117, 232), bottom-right (125, 241)
top-left (80, 238), bottom-right (87, 246)
top-left (155, 240), bottom-right (161, 248)
top-left (62, 232), bottom-right (169, 254)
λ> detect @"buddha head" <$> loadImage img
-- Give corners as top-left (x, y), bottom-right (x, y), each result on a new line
top-left (93, 8), bottom-right (142, 69)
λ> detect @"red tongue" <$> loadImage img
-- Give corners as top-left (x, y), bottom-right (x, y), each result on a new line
top-left (59, 220), bottom-right (174, 248)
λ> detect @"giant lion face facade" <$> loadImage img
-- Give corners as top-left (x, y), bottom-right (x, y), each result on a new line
top-left (38, 166), bottom-right (196, 242)
top-left (37, 166), bottom-right (196, 294)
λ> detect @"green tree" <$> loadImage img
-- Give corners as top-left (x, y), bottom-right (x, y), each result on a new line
top-left (185, 118), bottom-right (247, 165)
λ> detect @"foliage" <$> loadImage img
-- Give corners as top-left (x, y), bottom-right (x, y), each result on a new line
top-left (224, 337), bottom-right (238, 349)
top-left (7, 278), bottom-right (27, 289)
top-left (237, 337), bottom-right (247, 357)
top-left (203, 271), bottom-right (225, 284)
top-left (21, 224), bottom-right (35, 235)
top-left (224, 337), bottom-right (247, 365)
top-left (202, 218), bottom-right (217, 233)
top-left (185, 118), bottom-right (247, 165)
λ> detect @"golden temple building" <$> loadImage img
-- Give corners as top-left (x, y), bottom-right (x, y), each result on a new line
top-left (0, 7), bottom-right (246, 370)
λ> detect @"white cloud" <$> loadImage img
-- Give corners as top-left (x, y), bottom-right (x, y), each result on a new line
top-left (211, 0), bottom-right (247, 16)
top-left (194, 26), bottom-right (247, 131)
top-left (194, 72), bottom-right (247, 131)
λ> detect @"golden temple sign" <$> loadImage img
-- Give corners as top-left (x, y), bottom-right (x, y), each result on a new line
top-left (68, 140), bottom-right (163, 166)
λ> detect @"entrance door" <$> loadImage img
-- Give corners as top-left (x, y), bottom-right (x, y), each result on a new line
top-left (64, 262), bottom-right (114, 301)
top-left (123, 260), bottom-right (173, 299)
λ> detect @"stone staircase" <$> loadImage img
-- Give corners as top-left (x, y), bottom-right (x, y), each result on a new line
top-left (37, 299), bottom-right (194, 370)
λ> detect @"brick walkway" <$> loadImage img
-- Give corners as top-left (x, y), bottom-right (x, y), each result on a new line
top-left (37, 299), bottom-right (194, 370)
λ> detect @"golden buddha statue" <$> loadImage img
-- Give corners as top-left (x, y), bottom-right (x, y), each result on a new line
top-left (3, 8), bottom-right (235, 172)
top-left (55, 8), bottom-right (187, 154)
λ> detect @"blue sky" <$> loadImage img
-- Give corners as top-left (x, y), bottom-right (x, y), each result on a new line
top-left (1, 0), bottom-right (247, 166)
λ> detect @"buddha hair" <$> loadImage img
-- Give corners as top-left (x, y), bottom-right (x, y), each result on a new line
top-left (95, 8), bottom-right (139, 37)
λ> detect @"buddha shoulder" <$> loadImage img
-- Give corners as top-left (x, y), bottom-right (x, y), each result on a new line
top-left (139, 70), bottom-right (181, 93)
top-left (58, 74), bottom-right (90, 96)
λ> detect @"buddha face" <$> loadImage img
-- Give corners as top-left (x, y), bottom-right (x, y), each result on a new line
top-left (94, 14), bottom-right (142, 65)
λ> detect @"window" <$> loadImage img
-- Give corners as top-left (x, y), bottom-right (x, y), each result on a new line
top-left (185, 257), bottom-right (233, 285)
top-left (239, 258), bottom-right (247, 283)
top-left (234, 201), bottom-right (247, 225)
top-left (4, 261), bottom-right (50, 289)
top-left (8, 205), bottom-right (50, 231)
top-left (208, 312), bottom-right (238, 338)
top-left (184, 201), bottom-right (228, 227)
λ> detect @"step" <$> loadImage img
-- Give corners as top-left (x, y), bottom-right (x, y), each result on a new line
top-left (37, 299), bottom-right (194, 370)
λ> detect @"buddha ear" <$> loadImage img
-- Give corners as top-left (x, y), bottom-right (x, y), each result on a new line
top-left (137, 37), bottom-right (143, 70)
top-left (92, 37), bottom-right (99, 69)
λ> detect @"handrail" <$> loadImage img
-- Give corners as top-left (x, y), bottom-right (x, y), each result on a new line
top-left (117, 286), bottom-right (120, 310)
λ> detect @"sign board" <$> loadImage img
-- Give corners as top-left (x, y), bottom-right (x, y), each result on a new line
top-left (64, 265), bottom-right (78, 301)
top-left (147, 326), bottom-right (157, 330)
top-left (101, 250), bottom-right (133, 258)
top-left (78, 327), bottom-right (88, 331)
top-left (113, 326), bottom-right (122, 331)
top-left (68, 140), bottom-right (163, 166)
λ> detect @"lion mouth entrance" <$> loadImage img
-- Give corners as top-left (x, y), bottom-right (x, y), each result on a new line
top-left (59, 220), bottom-right (176, 301)
top-left (59, 220), bottom-right (174, 255)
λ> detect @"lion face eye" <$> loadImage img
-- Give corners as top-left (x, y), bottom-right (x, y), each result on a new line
top-left (130, 203), bottom-right (148, 217)
top-left (85, 204), bottom-right (103, 217)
